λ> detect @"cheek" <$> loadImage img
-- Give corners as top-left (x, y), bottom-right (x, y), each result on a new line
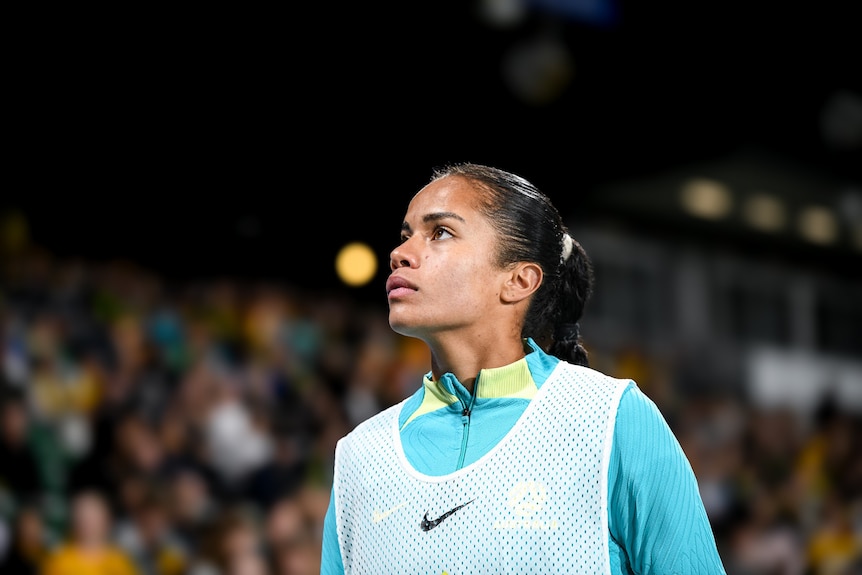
top-left (436, 260), bottom-right (500, 302)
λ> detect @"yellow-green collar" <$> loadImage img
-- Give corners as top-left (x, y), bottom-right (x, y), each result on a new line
top-left (401, 354), bottom-right (539, 429)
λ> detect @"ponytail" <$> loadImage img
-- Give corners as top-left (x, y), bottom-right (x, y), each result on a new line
top-left (547, 235), bottom-right (593, 366)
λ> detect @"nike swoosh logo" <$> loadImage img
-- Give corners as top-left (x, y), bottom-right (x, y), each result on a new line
top-left (420, 499), bottom-right (475, 532)
top-left (372, 502), bottom-right (408, 524)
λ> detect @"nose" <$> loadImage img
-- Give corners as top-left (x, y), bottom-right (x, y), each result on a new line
top-left (389, 243), bottom-right (414, 271)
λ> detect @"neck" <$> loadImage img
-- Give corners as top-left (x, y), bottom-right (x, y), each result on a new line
top-left (427, 334), bottom-right (527, 392)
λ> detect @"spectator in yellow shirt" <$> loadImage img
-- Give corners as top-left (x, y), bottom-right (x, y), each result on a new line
top-left (41, 489), bottom-right (139, 575)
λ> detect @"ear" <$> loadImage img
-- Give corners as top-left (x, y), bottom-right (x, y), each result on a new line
top-left (500, 262), bottom-right (543, 304)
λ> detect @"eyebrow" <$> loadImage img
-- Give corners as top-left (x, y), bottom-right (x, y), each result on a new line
top-left (401, 211), bottom-right (466, 233)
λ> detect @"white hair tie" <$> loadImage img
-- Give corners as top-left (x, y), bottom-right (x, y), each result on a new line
top-left (561, 233), bottom-right (574, 262)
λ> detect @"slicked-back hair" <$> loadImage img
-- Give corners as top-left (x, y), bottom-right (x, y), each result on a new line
top-left (429, 163), bottom-right (594, 366)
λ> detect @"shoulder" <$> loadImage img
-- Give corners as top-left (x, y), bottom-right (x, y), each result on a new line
top-left (551, 361), bottom-right (635, 394)
top-left (615, 383), bottom-right (670, 430)
top-left (612, 384), bottom-right (690, 474)
top-left (41, 545), bottom-right (79, 573)
top-left (43, 544), bottom-right (74, 561)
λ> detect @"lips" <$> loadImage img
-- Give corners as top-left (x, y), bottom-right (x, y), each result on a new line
top-left (386, 275), bottom-right (417, 297)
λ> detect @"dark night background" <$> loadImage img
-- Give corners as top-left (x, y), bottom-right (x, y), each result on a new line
top-left (6, 1), bottom-right (860, 304)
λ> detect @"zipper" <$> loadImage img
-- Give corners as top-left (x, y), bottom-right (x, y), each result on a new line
top-left (456, 375), bottom-right (479, 470)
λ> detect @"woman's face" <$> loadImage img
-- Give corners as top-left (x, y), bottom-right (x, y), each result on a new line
top-left (387, 175), bottom-right (509, 341)
top-left (72, 492), bottom-right (110, 545)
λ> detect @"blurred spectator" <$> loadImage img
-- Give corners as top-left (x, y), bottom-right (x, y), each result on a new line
top-left (262, 495), bottom-right (317, 574)
top-left (115, 481), bottom-right (190, 575)
top-left (0, 388), bottom-right (45, 505)
top-left (796, 397), bottom-right (862, 507)
top-left (164, 464), bottom-right (219, 557)
top-left (243, 428), bottom-right (310, 509)
top-left (174, 357), bottom-right (274, 499)
top-left (0, 500), bottom-right (52, 575)
top-left (263, 496), bottom-right (306, 551)
top-left (295, 484), bottom-right (329, 545)
top-left (41, 488), bottom-right (139, 575)
top-left (187, 504), bottom-right (266, 575)
top-left (154, 400), bottom-right (199, 472)
top-left (269, 536), bottom-right (320, 575)
top-left (805, 492), bottom-right (862, 575)
top-left (116, 410), bottom-right (170, 477)
top-left (725, 485), bottom-right (806, 575)
top-left (68, 404), bottom-right (171, 514)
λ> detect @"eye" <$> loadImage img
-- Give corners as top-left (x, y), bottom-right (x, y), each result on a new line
top-left (431, 226), bottom-right (453, 240)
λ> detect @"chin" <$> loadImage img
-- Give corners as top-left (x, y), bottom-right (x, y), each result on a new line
top-left (388, 315), bottom-right (416, 338)
top-left (388, 318), bottom-right (408, 335)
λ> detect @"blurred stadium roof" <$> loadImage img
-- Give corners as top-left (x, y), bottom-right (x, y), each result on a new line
top-left (5, 1), bottom-right (860, 304)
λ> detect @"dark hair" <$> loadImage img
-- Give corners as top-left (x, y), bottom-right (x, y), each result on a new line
top-left (430, 162), bottom-right (594, 366)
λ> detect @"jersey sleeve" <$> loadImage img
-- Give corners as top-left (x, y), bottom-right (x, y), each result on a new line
top-left (608, 385), bottom-right (728, 574)
top-left (320, 487), bottom-right (345, 575)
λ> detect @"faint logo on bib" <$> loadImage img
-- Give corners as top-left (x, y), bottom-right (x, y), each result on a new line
top-left (494, 481), bottom-right (560, 530)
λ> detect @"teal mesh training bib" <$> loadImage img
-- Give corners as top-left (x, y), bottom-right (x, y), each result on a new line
top-left (333, 362), bottom-right (628, 574)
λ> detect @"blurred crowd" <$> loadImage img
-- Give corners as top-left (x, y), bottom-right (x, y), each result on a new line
top-left (1, 240), bottom-right (860, 574)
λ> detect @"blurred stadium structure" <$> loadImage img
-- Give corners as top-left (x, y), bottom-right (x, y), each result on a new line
top-left (3, 1), bottom-right (861, 573)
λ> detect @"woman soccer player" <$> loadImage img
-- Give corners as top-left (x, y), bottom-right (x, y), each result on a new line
top-left (320, 162), bottom-right (727, 574)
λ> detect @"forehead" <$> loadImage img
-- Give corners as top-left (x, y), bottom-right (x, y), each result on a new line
top-left (407, 175), bottom-right (482, 215)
